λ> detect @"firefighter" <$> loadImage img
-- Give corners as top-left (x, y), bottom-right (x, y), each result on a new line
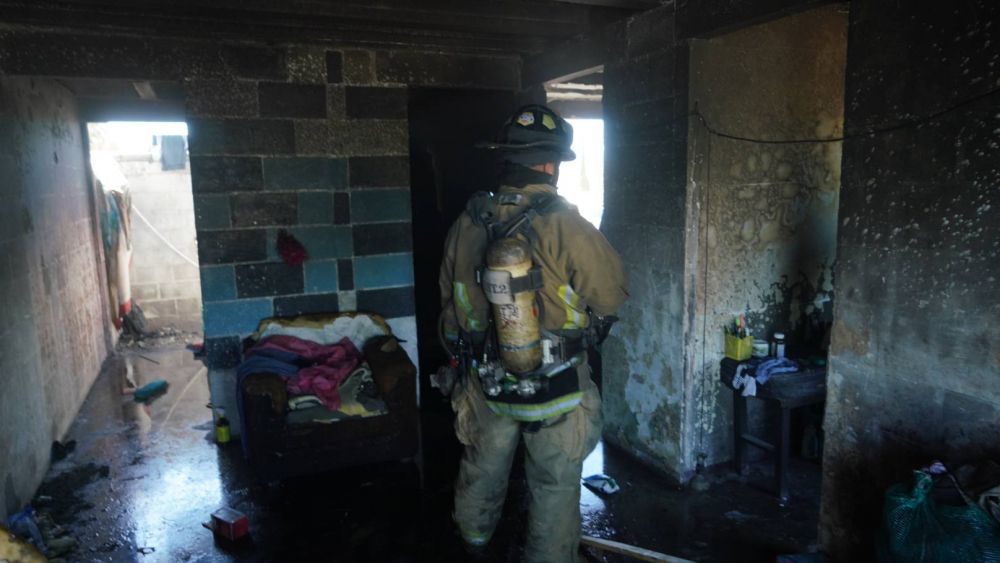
top-left (438, 104), bottom-right (628, 562)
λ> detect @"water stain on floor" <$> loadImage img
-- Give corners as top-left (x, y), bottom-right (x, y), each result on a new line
top-left (32, 341), bottom-right (822, 562)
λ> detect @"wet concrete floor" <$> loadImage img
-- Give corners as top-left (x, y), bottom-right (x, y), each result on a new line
top-left (33, 341), bottom-right (821, 562)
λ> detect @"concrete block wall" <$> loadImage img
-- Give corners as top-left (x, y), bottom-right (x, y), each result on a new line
top-left (186, 45), bottom-right (519, 370)
top-left (0, 77), bottom-right (109, 519)
top-left (117, 159), bottom-right (202, 331)
top-left (0, 24), bottom-right (519, 466)
top-left (597, 0), bottom-right (841, 481)
top-left (600, 6), bottom-right (693, 479)
top-left (684, 5), bottom-right (848, 467)
top-left (820, 0), bottom-right (1000, 558)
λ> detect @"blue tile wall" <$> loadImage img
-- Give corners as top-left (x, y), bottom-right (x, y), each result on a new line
top-left (200, 265), bottom-right (237, 302)
top-left (187, 66), bottom-right (424, 342)
top-left (354, 253), bottom-right (414, 289)
top-left (351, 189), bottom-right (411, 223)
top-left (203, 298), bottom-right (274, 337)
top-left (304, 260), bottom-right (339, 294)
top-left (194, 195), bottom-right (231, 230)
top-left (288, 226), bottom-right (353, 260)
top-left (263, 157), bottom-right (347, 190)
top-left (298, 192), bottom-right (334, 225)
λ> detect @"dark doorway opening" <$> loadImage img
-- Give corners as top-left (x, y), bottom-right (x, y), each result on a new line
top-left (408, 88), bottom-right (517, 408)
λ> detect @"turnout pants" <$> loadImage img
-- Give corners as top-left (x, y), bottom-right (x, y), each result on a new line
top-left (451, 364), bottom-right (602, 563)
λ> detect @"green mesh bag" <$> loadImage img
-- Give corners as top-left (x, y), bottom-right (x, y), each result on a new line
top-left (878, 470), bottom-right (1000, 563)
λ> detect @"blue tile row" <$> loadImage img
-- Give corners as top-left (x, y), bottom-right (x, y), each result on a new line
top-left (197, 189), bottom-right (410, 231)
top-left (203, 298), bottom-right (273, 337)
top-left (350, 189), bottom-right (411, 223)
top-left (353, 253), bottom-right (414, 289)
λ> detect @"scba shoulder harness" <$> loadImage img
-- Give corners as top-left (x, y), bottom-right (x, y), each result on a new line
top-left (463, 191), bottom-right (588, 422)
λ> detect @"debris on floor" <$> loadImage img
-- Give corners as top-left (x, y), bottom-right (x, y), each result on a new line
top-left (583, 474), bottom-right (621, 495)
top-left (5, 505), bottom-right (79, 561)
top-left (26, 340), bottom-right (823, 562)
top-left (129, 379), bottom-right (169, 402)
top-left (580, 535), bottom-right (694, 562)
top-left (203, 507), bottom-right (250, 541)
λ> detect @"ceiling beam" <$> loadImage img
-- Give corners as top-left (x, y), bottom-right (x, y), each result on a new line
top-left (546, 0), bottom-right (659, 9)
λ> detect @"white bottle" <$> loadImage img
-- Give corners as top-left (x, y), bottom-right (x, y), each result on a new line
top-left (774, 332), bottom-right (786, 359)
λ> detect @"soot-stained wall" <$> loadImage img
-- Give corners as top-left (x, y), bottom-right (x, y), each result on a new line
top-left (600, 6), bottom-right (691, 477)
top-left (0, 28), bottom-right (521, 431)
top-left (598, 0), bottom-right (830, 481)
top-left (685, 6), bottom-right (847, 465)
top-left (0, 77), bottom-right (110, 520)
top-left (820, 0), bottom-right (1000, 558)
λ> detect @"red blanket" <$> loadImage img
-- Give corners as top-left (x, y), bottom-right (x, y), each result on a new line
top-left (254, 335), bottom-right (362, 410)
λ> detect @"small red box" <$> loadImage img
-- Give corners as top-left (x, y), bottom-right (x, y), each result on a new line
top-left (210, 507), bottom-right (249, 541)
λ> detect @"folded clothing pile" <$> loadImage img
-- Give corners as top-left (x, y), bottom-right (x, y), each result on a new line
top-left (239, 334), bottom-right (362, 411)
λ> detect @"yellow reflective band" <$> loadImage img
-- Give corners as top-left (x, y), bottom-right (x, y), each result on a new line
top-left (485, 391), bottom-right (584, 422)
top-left (558, 284), bottom-right (585, 330)
top-left (453, 281), bottom-right (482, 331)
top-left (457, 526), bottom-right (491, 546)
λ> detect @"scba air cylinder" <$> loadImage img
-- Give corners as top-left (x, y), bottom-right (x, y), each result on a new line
top-left (484, 237), bottom-right (542, 374)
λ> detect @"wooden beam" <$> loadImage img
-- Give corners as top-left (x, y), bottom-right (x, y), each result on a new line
top-left (522, 26), bottom-right (612, 86)
top-left (547, 0), bottom-right (658, 9)
top-left (580, 536), bottom-right (695, 563)
top-left (132, 81), bottom-right (157, 100)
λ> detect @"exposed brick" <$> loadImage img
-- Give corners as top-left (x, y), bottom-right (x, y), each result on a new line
top-left (231, 193), bottom-right (297, 227)
top-left (197, 229), bottom-right (268, 264)
top-left (273, 293), bottom-right (339, 317)
top-left (343, 50), bottom-right (375, 84)
top-left (235, 262), bottom-right (304, 298)
top-left (337, 258), bottom-right (354, 291)
top-left (175, 297), bottom-right (202, 317)
top-left (326, 51), bottom-right (344, 84)
top-left (353, 222), bottom-right (412, 255)
top-left (190, 156), bottom-right (262, 193)
top-left (188, 119), bottom-right (295, 156)
top-left (262, 157), bottom-right (347, 190)
top-left (356, 286), bottom-right (415, 318)
top-left (345, 87), bottom-right (407, 119)
top-left (259, 82), bottom-right (326, 118)
top-left (349, 156), bottom-right (410, 187)
top-left (376, 51), bottom-right (519, 89)
top-left (184, 80), bottom-right (259, 118)
top-left (286, 45), bottom-right (327, 84)
top-left (294, 120), bottom-right (408, 156)
top-left (327, 85), bottom-right (346, 118)
top-left (132, 283), bottom-right (160, 301)
top-left (0, 31), bottom-right (285, 80)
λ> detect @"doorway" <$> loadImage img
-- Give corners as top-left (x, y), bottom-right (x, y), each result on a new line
top-left (408, 88), bottom-right (518, 407)
top-left (87, 121), bottom-right (202, 335)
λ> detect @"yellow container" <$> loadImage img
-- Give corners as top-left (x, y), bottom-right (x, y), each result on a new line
top-left (725, 334), bottom-right (753, 361)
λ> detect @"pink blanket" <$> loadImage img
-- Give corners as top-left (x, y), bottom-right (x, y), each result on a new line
top-left (255, 335), bottom-right (362, 410)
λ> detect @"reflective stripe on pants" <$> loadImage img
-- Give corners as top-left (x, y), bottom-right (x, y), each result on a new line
top-left (451, 364), bottom-right (602, 563)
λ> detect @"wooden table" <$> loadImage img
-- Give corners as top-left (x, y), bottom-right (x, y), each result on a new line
top-left (719, 358), bottom-right (827, 504)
